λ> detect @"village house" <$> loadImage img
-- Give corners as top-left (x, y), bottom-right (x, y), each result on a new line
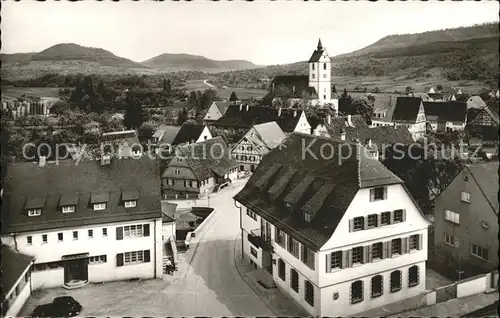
top-left (466, 95), bottom-right (487, 109)
top-left (203, 101), bottom-right (232, 124)
top-left (1, 246), bottom-right (35, 317)
top-left (231, 121), bottom-right (286, 172)
top-left (422, 101), bottom-right (468, 133)
top-left (161, 136), bottom-right (238, 200)
top-left (1, 99), bottom-right (52, 119)
top-left (1, 157), bottom-right (172, 292)
top-left (391, 97), bottom-right (427, 140)
top-left (170, 123), bottom-right (213, 146)
top-left (234, 133), bottom-right (430, 317)
top-left (432, 162), bottom-right (499, 279)
top-left (151, 125), bottom-right (181, 155)
top-left (101, 130), bottom-right (142, 158)
top-left (465, 106), bottom-right (499, 158)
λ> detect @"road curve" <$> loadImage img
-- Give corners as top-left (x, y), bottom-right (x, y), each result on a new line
top-left (204, 80), bottom-right (215, 88)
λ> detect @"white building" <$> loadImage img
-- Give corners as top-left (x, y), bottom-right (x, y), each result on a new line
top-left (309, 39), bottom-right (332, 105)
top-left (1, 157), bottom-right (172, 291)
top-left (234, 133), bottom-right (430, 316)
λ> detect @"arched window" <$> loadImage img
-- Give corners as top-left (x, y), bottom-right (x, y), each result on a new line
top-left (351, 280), bottom-right (363, 304)
top-left (371, 275), bottom-right (383, 298)
top-left (408, 265), bottom-right (419, 287)
top-left (304, 280), bottom-right (314, 306)
top-left (290, 269), bottom-right (299, 292)
top-left (390, 270), bottom-right (402, 292)
top-left (278, 259), bottom-right (286, 281)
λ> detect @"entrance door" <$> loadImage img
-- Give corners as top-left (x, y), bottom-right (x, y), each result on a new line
top-left (64, 259), bottom-right (89, 283)
top-left (262, 250), bottom-right (273, 275)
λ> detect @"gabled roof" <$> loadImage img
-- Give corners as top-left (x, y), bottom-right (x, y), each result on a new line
top-left (214, 101), bottom-right (231, 115)
top-left (234, 133), bottom-right (402, 250)
top-left (1, 246), bottom-right (34, 300)
top-left (423, 101), bottom-right (468, 123)
top-left (158, 125), bottom-right (182, 145)
top-left (252, 121), bottom-right (287, 149)
top-left (484, 106), bottom-right (500, 125)
top-left (466, 95), bottom-right (487, 109)
top-left (276, 109), bottom-right (306, 133)
top-left (269, 76), bottom-right (317, 98)
top-left (392, 97), bottom-right (422, 122)
top-left (309, 39), bottom-right (327, 63)
top-left (466, 163), bottom-right (499, 214)
top-left (101, 130), bottom-right (141, 157)
top-left (172, 123), bottom-right (206, 145)
top-left (2, 158), bottom-right (162, 234)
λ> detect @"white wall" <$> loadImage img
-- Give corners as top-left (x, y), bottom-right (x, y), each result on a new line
top-left (32, 268), bottom-right (64, 290)
top-left (196, 126), bottom-right (213, 143)
top-left (162, 221), bottom-right (176, 242)
top-left (293, 112), bottom-right (312, 135)
top-left (456, 275), bottom-right (488, 298)
top-left (5, 279), bottom-right (31, 317)
top-left (319, 262), bottom-right (426, 316)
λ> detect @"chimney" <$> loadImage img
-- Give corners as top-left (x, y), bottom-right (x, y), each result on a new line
top-left (327, 113), bottom-right (332, 125)
top-left (101, 154), bottom-right (111, 166)
top-left (246, 104), bottom-right (249, 111)
top-left (239, 104), bottom-right (243, 111)
top-left (340, 130), bottom-right (346, 141)
top-left (293, 110), bottom-right (297, 117)
top-left (368, 139), bottom-right (372, 147)
top-left (38, 155), bottom-right (46, 167)
top-left (278, 107), bottom-right (282, 117)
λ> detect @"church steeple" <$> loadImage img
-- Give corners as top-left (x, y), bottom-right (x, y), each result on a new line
top-left (317, 38), bottom-right (323, 51)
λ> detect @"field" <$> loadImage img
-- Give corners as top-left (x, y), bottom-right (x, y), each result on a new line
top-left (184, 79), bottom-right (268, 100)
top-left (1, 85), bottom-right (67, 99)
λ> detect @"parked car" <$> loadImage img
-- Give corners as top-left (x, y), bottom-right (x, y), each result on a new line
top-left (31, 296), bottom-right (82, 317)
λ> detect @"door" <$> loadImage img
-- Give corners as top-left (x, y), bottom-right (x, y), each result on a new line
top-left (64, 259), bottom-right (88, 283)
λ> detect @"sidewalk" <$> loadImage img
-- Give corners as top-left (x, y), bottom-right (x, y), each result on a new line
top-left (388, 291), bottom-right (499, 317)
top-left (233, 236), bottom-right (308, 317)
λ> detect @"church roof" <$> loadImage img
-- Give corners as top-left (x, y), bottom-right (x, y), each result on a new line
top-left (309, 38), bottom-right (327, 63)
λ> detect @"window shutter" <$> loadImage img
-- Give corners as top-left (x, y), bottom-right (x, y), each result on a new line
top-left (402, 209), bottom-right (407, 222)
top-left (116, 253), bottom-right (124, 267)
top-left (144, 250), bottom-right (151, 263)
top-left (349, 219), bottom-right (354, 232)
top-left (418, 234), bottom-right (423, 250)
top-left (347, 249), bottom-right (353, 268)
top-left (362, 246), bottom-right (369, 264)
top-left (143, 224), bottom-right (150, 237)
top-left (387, 240), bottom-right (392, 258)
top-left (368, 245), bottom-right (373, 263)
top-left (342, 251), bottom-right (348, 269)
top-left (363, 217), bottom-right (368, 230)
top-left (377, 214), bottom-right (381, 227)
top-left (116, 227), bottom-right (123, 240)
top-left (383, 187), bottom-right (387, 200)
top-left (369, 189), bottom-right (375, 202)
top-left (402, 237), bottom-right (408, 254)
top-left (326, 254), bottom-right (331, 273)
top-left (389, 211), bottom-right (394, 224)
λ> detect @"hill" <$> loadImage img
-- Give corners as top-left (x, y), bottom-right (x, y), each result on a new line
top-left (142, 53), bottom-right (259, 72)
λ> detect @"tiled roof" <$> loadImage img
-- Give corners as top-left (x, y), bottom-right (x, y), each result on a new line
top-left (214, 101), bottom-right (231, 115)
top-left (172, 123), bottom-right (205, 146)
top-left (484, 106), bottom-right (500, 125)
top-left (466, 163), bottom-right (499, 213)
top-left (423, 101), bottom-right (467, 123)
top-left (276, 109), bottom-right (305, 133)
top-left (466, 95), bottom-right (487, 109)
top-left (269, 76), bottom-right (317, 98)
top-left (158, 125), bottom-right (182, 145)
top-left (234, 133), bottom-right (402, 250)
top-left (309, 40), bottom-right (327, 62)
top-left (392, 97), bottom-right (422, 122)
top-left (253, 122), bottom-right (287, 149)
top-left (1, 246), bottom-right (34, 300)
top-left (2, 158), bottom-right (162, 234)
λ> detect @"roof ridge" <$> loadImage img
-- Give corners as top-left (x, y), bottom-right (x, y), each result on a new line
top-left (357, 143), bottom-right (362, 188)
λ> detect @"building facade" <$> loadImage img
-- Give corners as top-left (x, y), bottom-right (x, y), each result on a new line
top-left (234, 134), bottom-right (430, 316)
top-left (391, 97), bottom-right (427, 141)
top-left (309, 39), bottom-right (331, 105)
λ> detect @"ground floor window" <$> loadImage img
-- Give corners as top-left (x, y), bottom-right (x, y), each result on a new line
top-left (351, 280), bottom-right (363, 304)
top-left (250, 246), bottom-right (257, 258)
top-left (304, 280), bottom-right (314, 306)
top-left (89, 255), bottom-right (107, 264)
top-left (33, 261), bottom-right (64, 271)
top-left (390, 270), bottom-right (402, 292)
top-left (408, 265), bottom-right (419, 287)
top-left (371, 275), bottom-right (383, 298)
top-left (116, 250), bottom-right (151, 266)
top-left (290, 269), bottom-right (299, 292)
top-left (278, 259), bottom-right (286, 281)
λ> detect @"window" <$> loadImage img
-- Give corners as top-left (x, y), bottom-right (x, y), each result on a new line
top-left (409, 235), bottom-right (419, 251)
top-left (353, 217), bottom-right (364, 231)
top-left (330, 251), bottom-right (342, 270)
top-left (367, 214), bottom-right (378, 228)
top-left (304, 280), bottom-right (314, 306)
top-left (28, 208), bottom-right (42, 216)
top-left (445, 209), bottom-right (459, 224)
top-left (250, 246), bottom-right (257, 258)
top-left (62, 205), bottom-right (75, 213)
top-left (174, 169), bottom-right (180, 174)
top-left (301, 246), bottom-right (315, 270)
top-left (58, 233), bottom-right (63, 242)
top-left (471, 244), bottom-right (489, 260)
top-left (351, 280), bottom-right (363, 304)
top-left (312, 64), bottom-right (315, 71)
top-left (124, 200), bottom-right (137, 208)
top-left (88, 229), bottom-right (94, 238)
top-left (370, 187), bottom-right (386, 201)
top-left (393, 209), bottom-right (404, 223)
top-left (408, 265), bottom-right (419, 287)
top-left (247, 146), bottom-right (252, 151)
top-left (89, 255), bottom-right (107, 264)
top-left (247, 209), bottom-right (257, 221)
top-left (444, 233), bottom-right (458, 247)
top-left (278, 259), bottom-right (286, 281)
top-left (27, 236), bottom-right (32, 245)
top-left (304, 212), bottom-right (312, 223)
top-left (193, 181), bottom-right (198, 188)
top-left (323, 63), bottom-right (327, 70)
top-left (123, 224), bottom-right (149, 238)
top-left (118, 250), bottom-right (150, 266)
top-left (352, 246), bottom-right (364, 265)
top-left (290, 269), bottom-right (299, 292)
top-left (102, 228), bottom-right (108, 237)
top-left (381, 212), bottom-right (391, 225)
top-left (167, 178), bottom-right (173, 186)
top-left (461, 191), bottom-right (470, 203)
top-left (275, 228), bottom-right (286, 247)
top-left (390, 270), bottom-right (402, 292)
top-left (42, 234), bottom-right (47, 244)
top-left (72, 231), bottom-right (78, 240)
top-left (371, 275), bottom-right (383, 298)
top-left (372, 242), bottom-right (383, 260)
top-left (391, 238), bottom-right (402, 256)
top-left (287, 237), bottom-right (300, 258)
top-left (93, 203), bottom-right (106, 211)
top-left (312, 74), bottom-right (315, 79)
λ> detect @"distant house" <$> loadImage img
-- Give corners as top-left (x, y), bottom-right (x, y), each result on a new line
top-left (433, 163), bottom-right (499, 278)
top-left (466, 95), bottom-right (487, 109)
top-left (161, 136), bottom-right (238, 200)
top-left (465, 106), bottom-right (499, 158)
top-left (203, 101), bottom-right (232, 124)
top-left (423, 101), bottom-right (468, 133)
top-left (1, 246), bottom-right (35, 317)
top-left (232, 122), bottom-right (286, 172)
top-left (171, 123), bottom-right (212, 146)
top-left (391, 97), bottom-right (427, 140)
top-left (1, 99), bottom-right (52, 119)
top-left (151, 125), bottom-right (182, 154)
top-left (101, 130), bottom-right (142, 158)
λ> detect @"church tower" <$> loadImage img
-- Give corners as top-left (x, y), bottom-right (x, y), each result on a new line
top-left (308, 39), bottom-right (331, 105)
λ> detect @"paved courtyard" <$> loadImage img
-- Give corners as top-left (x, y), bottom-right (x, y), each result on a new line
top-left (20, 180), bottom-right (275, 316)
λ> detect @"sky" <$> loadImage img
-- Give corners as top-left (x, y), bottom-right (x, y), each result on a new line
top-left (2, 1), bottom-right (498, 66)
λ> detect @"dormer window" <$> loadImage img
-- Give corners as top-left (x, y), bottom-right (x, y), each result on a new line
top-left (28, 208), bottom-right (42, 216)
top-left (62, 205), bottom-right (76, 213)
top-left (285, 203), bottom-right (292, 212)
top-left (91, 193), bottom-right (109, 211)
top-left (26, 197), bottom-right (45, 217)
top-left (60, 194), bottom-right (78, 213)
top-left (94, 203), bottom-right (107, 211)
top-left (124, 200), bottom-right (137, 208)
top-left (122, 189), bottom-right (139, 208)
top-left (304, 212), bottom-right (312, 223)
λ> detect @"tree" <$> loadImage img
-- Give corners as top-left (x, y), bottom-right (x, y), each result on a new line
top-left (229, 91), bottom-right (238, 102)
top-left (201, 89), bottom-right (217, 109)
top-left (274, 84), bottom-right (292, 99)
top-left (123, 96), bottom-right (144, 129)
top-left (372, 87), bottom-right (380, 93)
top-left (331, 85), bottom-right (337, 94)
top-left (177, 108), bottom-right (188, 125)
top-left (436, 84), bottom-right (444, 92)
top-left (350, 97), bottom-right (374, 125)
top-left (405, 86), bottom-right (414, 95)
top-left (162, 79), bottom-right (172, 96)
top-left (342, 88), bottom-right (348, 98)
